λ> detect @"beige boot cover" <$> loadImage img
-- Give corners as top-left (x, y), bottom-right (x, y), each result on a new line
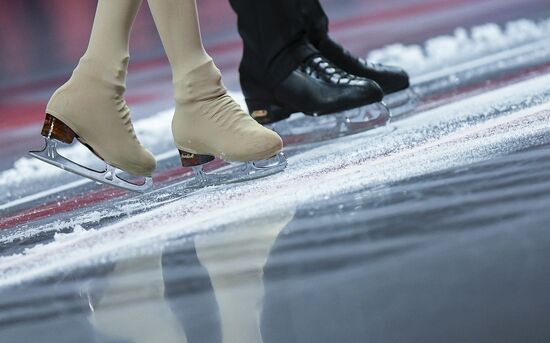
top-left (46, 0), bottom-right (156, 176)
top-left (147, 0), bottom-right (283, 161)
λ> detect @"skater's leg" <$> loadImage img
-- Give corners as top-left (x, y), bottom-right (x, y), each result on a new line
top-left (301, 0), bottom-right (410, 94)
top-left (229, 0), bottom-right (383, 125)
top-left (298, 0), bottom-right (329, 47)
top-left (82, 0), bottom-right (142, 68)
top-left (146, 0), bottom-right (283, 163)
top-left (45, 0), bottom-right (156, 177)
top-left (145, 0), bottom-right (210, 77)
top-left (228, 0), bottom-right (315, 87)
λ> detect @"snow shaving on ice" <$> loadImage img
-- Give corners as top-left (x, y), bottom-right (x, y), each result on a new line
top-left (1, 17), bottom-right (550, 188)
top-left (368, 18), bottom-right (550, 76)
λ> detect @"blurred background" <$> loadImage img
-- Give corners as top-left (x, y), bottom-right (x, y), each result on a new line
top-left (1, 0), bottom-right (549, 133)
top-left (3, 0), bottom-right (550, 83)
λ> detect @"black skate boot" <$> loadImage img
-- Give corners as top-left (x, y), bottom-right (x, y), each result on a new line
top-left (242, 54), bottom-right (383, 125)
top-left (317, 37), bottom-right (410, 95)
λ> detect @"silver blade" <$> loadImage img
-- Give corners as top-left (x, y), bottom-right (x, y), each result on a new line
top-left (178, 153), bottom-right (288, 190)
top-left (342, 101), bottom-right (392, 132)
top-left (384, 88), bottom-right (419, 118)
top-left (29, 138), bottom-right (153, 193)
top-left (269, 102), bottom-right (393, 144)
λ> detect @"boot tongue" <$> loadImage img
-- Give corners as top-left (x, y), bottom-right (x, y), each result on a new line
top-left (173, 60), bottom-right (227, 104)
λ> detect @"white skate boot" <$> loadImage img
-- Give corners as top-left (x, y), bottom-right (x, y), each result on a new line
top-left (29, 0), bottom-right (156, 192)
top-left (172, 61), bottom-right (286, 188)
top-left (147, 0), bottom-right (286, 188)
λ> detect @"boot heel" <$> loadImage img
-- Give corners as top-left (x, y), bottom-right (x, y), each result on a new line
top-left (246, 99), bottom-right (293, 125)
top-left (41, 113), bottom-right (76, 144)
top-left (247, 99), bottom-right (271, 124)
top-left (178, 150), bottom-right (215, 167)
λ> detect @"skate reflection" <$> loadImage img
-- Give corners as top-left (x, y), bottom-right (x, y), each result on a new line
top-left (87, 207), bottom-right (296, 343)
top-left (89, 253), bottom-right (189, 343)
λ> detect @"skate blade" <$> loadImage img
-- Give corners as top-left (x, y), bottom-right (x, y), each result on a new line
top-left (342, 102), bottom-right (392, 132)
top-left (179, 153), bottom-right (287, 189)
top-left (383, 88), bottom-right (419, 117)
top-left (268, 102), bottom-right (392, 144)
top-left (29, 138), bottom-right (153, 193)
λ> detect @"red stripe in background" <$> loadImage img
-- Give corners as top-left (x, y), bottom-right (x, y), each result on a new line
top-left (0, 1), bottom-right (33, 80)
top-left (0, 0), bottom-right (481, 100)
top-left (0, 159), bottom-right (229, 230)
top-left (329, 0), bottom-right (476, 31)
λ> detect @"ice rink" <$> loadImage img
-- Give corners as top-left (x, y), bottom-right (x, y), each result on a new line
top-left (1, 0), bottom-right (550, 342)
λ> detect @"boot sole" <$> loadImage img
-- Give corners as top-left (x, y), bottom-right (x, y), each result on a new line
top-left (246, 97), bottom-right (382, 125)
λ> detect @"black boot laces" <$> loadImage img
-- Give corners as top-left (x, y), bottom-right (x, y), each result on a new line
top-left (301, 55), bottom-right (369, 87)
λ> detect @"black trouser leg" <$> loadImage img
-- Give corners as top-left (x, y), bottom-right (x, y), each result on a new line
top-left (228, 0), bottom-right (384, 123)
top-left (228, 0), bottom-right (317, 88)
top-left (299, 0), bottom-right (330, 46)
top-left (299, 0), bottom-right (348, 66)
top-left (298, 0), bottom-right (410, 94)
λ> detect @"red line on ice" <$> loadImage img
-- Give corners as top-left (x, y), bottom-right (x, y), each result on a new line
top-left (0, 160), bottom-right (229, 230)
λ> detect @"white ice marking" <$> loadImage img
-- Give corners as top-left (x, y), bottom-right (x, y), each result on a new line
top-left (413, 37), bottom-right (550, 85)
top-left (369, 18), bottom-right (550, 76)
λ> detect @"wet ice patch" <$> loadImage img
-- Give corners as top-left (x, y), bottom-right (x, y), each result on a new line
top-left (369, 18), bottom-right (550, 75)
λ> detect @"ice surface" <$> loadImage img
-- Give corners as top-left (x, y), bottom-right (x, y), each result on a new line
top-left (2, 17), bottom-right (549, 190)
top-left (1, 72), bottom-right (549, 288)
top-left (368, 18), bottom-right (550, 75)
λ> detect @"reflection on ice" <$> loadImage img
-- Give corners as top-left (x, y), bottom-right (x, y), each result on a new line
top-left (87, 207), bottom-right (296, 343)
top-left (2, 142), bottom-right (550, 342)
top-left (196, 210), bottom-right (294, 343)
top-left (90, 254), bottom-right (188, 343)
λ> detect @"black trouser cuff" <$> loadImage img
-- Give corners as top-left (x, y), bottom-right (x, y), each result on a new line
top-left (267, 40), bottom-right (318, 87)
